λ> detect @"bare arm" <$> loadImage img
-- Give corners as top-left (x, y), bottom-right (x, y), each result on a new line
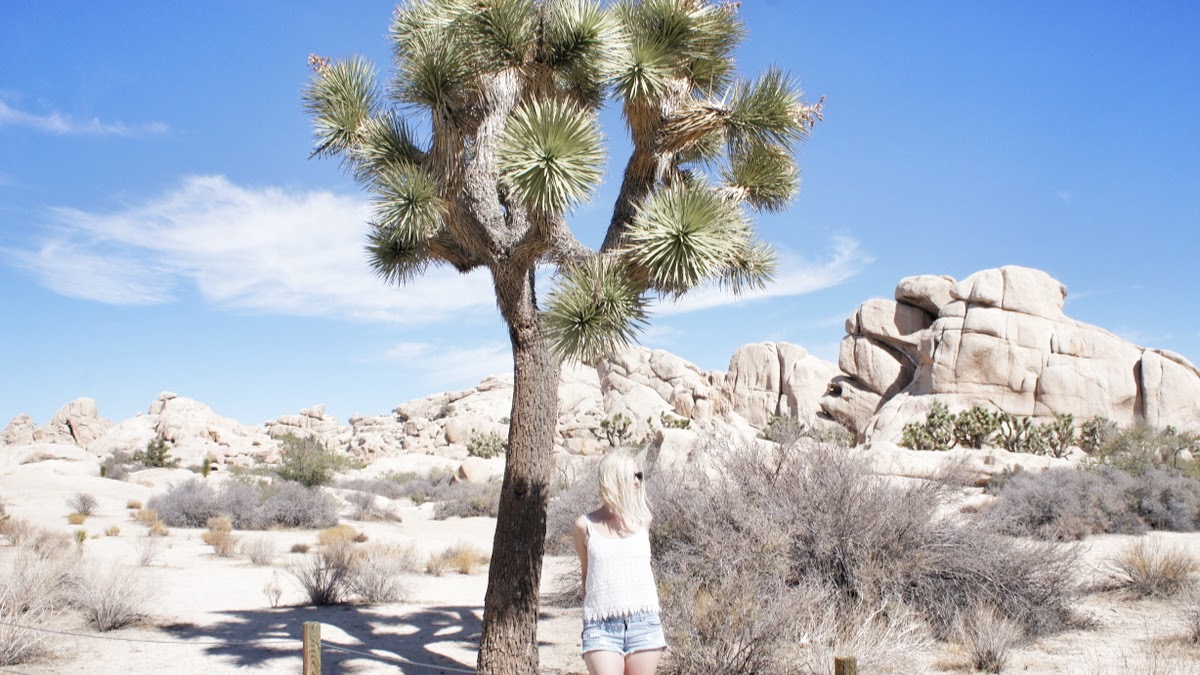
top-left (572, 514), bottom-right (590, 596)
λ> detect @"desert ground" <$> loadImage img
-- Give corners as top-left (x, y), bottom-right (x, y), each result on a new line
top-left (4, 450), bottom-right (1200, 675)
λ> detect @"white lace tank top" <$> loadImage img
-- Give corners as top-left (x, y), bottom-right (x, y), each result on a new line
top-left (582, 515), bottom-right (660, 622)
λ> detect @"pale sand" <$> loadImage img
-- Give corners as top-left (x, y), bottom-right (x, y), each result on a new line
top-left (3, 462), bottom-right (1200, 674)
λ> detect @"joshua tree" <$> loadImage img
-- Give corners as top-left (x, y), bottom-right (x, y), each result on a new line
top-left (303, 1), bottom-right (820, 671)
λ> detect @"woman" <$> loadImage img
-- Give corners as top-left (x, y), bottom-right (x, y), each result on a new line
top-left (572, 451), bottom-right (667, 675)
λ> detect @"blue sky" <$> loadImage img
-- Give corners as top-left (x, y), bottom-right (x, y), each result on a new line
top-left (2, 1), bottom-right (1197, 426)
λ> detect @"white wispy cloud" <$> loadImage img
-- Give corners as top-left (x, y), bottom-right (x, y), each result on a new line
top-left (380, 341), bottom-right (514, 386)
top-left (7, 175), bottom-right (497, 323)
top-left (0, 99), bottom-right (167, 137)
top-left (652, 236), bottom-right (873, 315)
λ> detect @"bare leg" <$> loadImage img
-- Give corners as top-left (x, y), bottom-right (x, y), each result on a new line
top-left (624, 648), bottom-right (664, 675)
top-left (584, 650), bottom-right (626, 675)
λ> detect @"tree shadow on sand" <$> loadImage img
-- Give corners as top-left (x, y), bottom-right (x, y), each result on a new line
top-left (163, 603), bottom-right (483, 673)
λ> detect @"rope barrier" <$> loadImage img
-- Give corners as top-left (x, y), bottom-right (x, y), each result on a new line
top-left (0, 620), bottom-right (300, 647)
top-left (322, 643), bottom-right (476, 673)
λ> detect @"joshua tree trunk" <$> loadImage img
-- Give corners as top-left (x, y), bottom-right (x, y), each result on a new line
top-left (478, 264), bottom-right (558, 674)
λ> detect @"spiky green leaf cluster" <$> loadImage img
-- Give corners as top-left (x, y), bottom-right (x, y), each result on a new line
top-left (465, 0), bottom-right (537, 68)
top-left (497, 99), bottom-right (605, 212)
top-left (613, 0), bottom-right (742, 99)
top-left (625, 182), bottom-right (749, 295)
top-left (371, 164), bottom-right (445, 238)
top-left (727, 66), bottom-right (808, 149)
top-left (302, 56), bottom-right (379, 157)
top-left (718, 237), bottom-right (778, 294)
top-left (613, 39), bottom-right (673, 101)
top-left (366, 220), bottom-right (435, 286)
top-left (544, 0), bottom-right (628, 105)
top-left (723, 141), bottom-right (799, 212)
top-left (348, 112), bottom-right (424, 184)
top-left (389, 0), bottom-right (476, 109)
top-left (543, 256), bottom-right (649, 363)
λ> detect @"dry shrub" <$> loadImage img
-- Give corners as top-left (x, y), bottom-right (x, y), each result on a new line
top-left (67, 512), bottom-right (87, 525)
top-left (428, 540), bottom-right (489, 575)
top-left (148, 479), bottom-right (218, 527)
top-left (133, 508), bottom-right (158, 525)
top-left (263, 572), bottom-right (285, 608)
top-left (68, 492), bottom-right (98, 516)
top-left (0, 540), bottom-right (80, 665)
top-left (646, 437), bottom-right (1078, 674)
top-left (243, 538), bottom-right (277, 566)
top-left (133, 535), bottom-right (162, 566)
top-left (545, 460), bottom-right (600, 555)
top-left (126, 499), bottom-right (143, 510)
top-left (338, 478), bottom-right (405, 500)
top-left (74, 564), bottom-right (150, 631)
top-left (956, 604), bottom-right (1024, 673)
top-left (149, 478), bottom-right (338, 530)
top-left (317, 524), bottom-right (358, 548)
top-left (148, 519), bottom-right (169, 537)
top-left (985, 466), bottom-right (1200, 540)
top-left (104, 525), bottom-right (121, 537)
top-left (346, 489), bottom-right (398, 522)
top-left (1106, 536), bottom-right (1198, 598)
top-left (432, 481), bottom-right (502, 519)
top-left (289, 542), bottom-right (354, 605)
top-left (1176, 588), bottom-right (1200, 644)
top-left (426, 554), bottom-right (450, 577)
top-left (201, 516), bottom-right (239, 557)
top-left (348, 542), bottom-right (421, 604)
top-left (291, 542), bottom-right (311, 554)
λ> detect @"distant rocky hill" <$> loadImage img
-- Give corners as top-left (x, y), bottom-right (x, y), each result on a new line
top-left (1, 343), bottom-right (837, 471)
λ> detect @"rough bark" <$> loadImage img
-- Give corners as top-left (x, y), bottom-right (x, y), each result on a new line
top-left (477, 264), bottom-right (559, 675)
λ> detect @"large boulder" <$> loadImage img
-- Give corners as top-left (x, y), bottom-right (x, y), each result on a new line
top-left (1, 414), bottom-right (39, 446)
top-left (43, 398), bottom-right (113, 446)
top-left (721, 342), bottom-right (839, 429)
top-left (821, 265), bottom-right (1200, 444)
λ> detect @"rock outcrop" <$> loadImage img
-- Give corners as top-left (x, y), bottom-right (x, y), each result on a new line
top-left (820, 265), bottom-right (1200, 444)
top-left (4, 343), bottom-right (840, 473)
top-left (722, 342), bottom-right (840, 429)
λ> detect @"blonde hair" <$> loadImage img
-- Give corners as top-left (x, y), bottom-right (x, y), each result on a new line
top-left (597, 451), bottom-right (651, 532)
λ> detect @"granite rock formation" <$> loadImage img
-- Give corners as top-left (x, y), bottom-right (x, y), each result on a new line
top-left (820, 266), bottom-right (1200, 444)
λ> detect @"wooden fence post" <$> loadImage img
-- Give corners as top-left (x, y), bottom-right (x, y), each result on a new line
top-left (834, 655), bottom-right (857, 675)
top-left (303, 621), bottom-right (321, 675)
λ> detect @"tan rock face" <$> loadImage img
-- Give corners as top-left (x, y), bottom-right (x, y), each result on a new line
top-left (721, 342), bottom-right (839, 428)
top-left (821, 265), bottom-right (1200, 443)
top-left (2, 414), bottom-right (39, 446)
top-left (47, 398), bottom-right (113, 446)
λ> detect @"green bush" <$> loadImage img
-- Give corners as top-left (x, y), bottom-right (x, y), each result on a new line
top-left (600, 413), bottom-right (634, 447)
top-left (1088, 422), bottom-right (1200, 473)
top-left (135, 438), bottom-right (179, 469)
top-left (900, 402), bottom-right (955, 450)
top-left (276, 433), bottom-right (349, 487)
top-left (659, 412), bottom-right (690, 430)
top-left (1042, 413), bottom-right (1076, 458)
top-left (952, 406), bottom-right (1000, 449)
top-left (466, 431), bottom-right (506, 459)
top-left (759, 415), bottom-right (806, 446)
top-left (1080, 416), bottom-right (1118, 454)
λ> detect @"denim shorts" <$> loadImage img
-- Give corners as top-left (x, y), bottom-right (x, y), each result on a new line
top-left (581, 611), bottom-right (668, 656)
